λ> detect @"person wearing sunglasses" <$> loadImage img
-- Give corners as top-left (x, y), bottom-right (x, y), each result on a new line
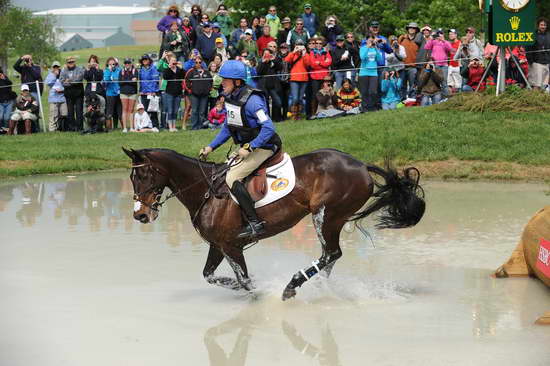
top-left (286, 18), bottom-right (310, 49)
top-left (306, 36), bottom-right (332, 117)
top-left (265, 6), bottom-right (282, 39)
top-left (157, 5), bottom-right (183, 56)
top-left (189, 5), bottom-right (203, 29)
top-left (60, 56), bottom-right (85, 131)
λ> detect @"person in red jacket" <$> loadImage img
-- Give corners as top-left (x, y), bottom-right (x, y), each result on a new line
top-left (205, 98), bottom-right (226, 129)
top-left (461, 57), bottom-right (486, 92)
top-left (256, 25), bottom-right (275, 56)
top-left (306, 36), bottom-right (332, 116)
top-left (284, 39), bottom-right (310, 119)
top-left (447, 29), bottom-right (462, 94)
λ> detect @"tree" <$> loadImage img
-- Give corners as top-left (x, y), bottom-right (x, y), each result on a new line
top-left (0, 1), bottom-right (59, 72)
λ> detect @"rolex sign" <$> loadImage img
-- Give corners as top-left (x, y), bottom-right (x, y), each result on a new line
top-left (490, 0), bottom-right (537, 46)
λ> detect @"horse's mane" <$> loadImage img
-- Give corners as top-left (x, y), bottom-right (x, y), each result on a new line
top-left (138, 148), bottom-right (224, 168)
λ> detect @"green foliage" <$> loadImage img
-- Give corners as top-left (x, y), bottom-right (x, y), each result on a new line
top-left (0, 5), bottom-right (59, 65)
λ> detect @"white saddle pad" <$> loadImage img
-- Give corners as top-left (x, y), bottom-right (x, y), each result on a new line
top-left (230, 153), bottom-right (296, 208)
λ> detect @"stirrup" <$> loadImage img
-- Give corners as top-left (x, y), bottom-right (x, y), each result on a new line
top-left (237, 221), bottom-right (266, 239)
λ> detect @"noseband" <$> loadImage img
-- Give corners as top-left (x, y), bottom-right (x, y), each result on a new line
top-left (131, 163), bottom-right (166, 212)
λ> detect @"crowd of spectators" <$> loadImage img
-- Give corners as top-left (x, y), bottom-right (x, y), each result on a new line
top-left (0, 4), bottom-right (549, 135)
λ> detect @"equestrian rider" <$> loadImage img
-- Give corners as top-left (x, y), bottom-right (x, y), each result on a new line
top-left (199, 60), bottom-right (282, 239)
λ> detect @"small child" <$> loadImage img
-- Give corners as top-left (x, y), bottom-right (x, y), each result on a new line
top-left (133, 104), bottom-right (159, 132)
top-left (205, 99), bottom-right (226, 129)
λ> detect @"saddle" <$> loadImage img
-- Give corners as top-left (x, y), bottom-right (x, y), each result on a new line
top-left (245, 148), bottom-right (285, 202)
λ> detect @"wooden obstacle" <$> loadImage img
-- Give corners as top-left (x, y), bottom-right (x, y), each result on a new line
top-left (494, 205), bottom-right (550, 325)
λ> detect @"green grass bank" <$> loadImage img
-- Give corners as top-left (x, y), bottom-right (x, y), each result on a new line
top-left (2, 107), bottom-right (550, 181)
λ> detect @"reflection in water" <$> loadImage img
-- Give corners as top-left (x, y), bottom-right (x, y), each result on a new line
top-left (203, 314), bottom-right (254, 366)
top-left (282, 321), bottom-right (341, 366)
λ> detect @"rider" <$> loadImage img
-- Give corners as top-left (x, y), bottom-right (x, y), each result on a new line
top-left (199, 60), bottom-right (282, 239)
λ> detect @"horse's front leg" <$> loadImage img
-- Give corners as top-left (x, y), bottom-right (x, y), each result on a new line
top-left (203, 244), bottom-right (242, 290)
top-left (223, 246), bottom-right (254, 292)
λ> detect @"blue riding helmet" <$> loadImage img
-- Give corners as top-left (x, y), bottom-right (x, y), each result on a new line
top-left (219, 60), bottom-right (247, 80)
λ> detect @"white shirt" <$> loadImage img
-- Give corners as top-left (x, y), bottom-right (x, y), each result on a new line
top-left (134, 111), bottom-right (153, 130)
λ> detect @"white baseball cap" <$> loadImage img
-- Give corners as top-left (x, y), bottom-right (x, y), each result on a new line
top-left (21, 84), bottom-right (30, 91)
top-left (136, 103), bottom-right (145, 110)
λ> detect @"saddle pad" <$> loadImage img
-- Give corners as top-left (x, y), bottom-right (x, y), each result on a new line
top-left (231, 153), bottom-right (296, 208)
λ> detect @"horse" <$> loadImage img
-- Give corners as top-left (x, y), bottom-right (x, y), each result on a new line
top-left (123, 147), bottom-right (425, 300)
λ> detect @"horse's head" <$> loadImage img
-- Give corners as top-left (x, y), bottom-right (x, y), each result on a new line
top-left (123, 147), bottom-right (169, 224)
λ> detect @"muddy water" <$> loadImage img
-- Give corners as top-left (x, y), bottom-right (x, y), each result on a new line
top-left (1, 173), bottom-right (549, 366)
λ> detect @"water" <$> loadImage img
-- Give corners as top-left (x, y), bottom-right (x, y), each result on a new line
top-left (1, 173), bottom-right (549, 366)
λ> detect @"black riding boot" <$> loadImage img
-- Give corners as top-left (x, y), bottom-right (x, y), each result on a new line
top-left (231, 180), bottom-right (266, 239)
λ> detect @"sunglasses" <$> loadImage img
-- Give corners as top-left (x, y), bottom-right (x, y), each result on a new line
top-left (67, 61), bottom-right (75, 64)
top-left (346, 36), bottom-right (354, 38)
top-left (296, 23), bottom-right (303, 26)
top-left (169, 10), bottom-right (177, 13)
top-left (315, 42), bottom-right (323, 45)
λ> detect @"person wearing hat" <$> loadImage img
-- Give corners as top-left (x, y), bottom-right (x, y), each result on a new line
top-left (198, 60), bottom-right (282, 239)
top-left (418, 59), bottom-right (444, 106)
top-left (133, 103), bottom-right (158, 132)
top-left (331, 34), bottom-right (355, 89)
top-left (212, 4), bottom-right (233, 39)
top-left (214, 37), bottom-right (230, 63)
top-left (301, 4), bottom-right (319, 37)
top-left (358, 36), bottom-right (383, 112)
top-left (13, 54), bottom-right (43, 101)
top-left (163, 20), bottom-right (191, 62)
top-left (453, 26), bottom-right (484, 65)
top-left (368, 20), bottom-right (393, 67)
top-left (8, 84), bottom-right (38, 135)
top-left (312, 75), bottom-right (340, 119)
top-left (399, 22), bottom-right (422, 100)
top-left (44, 61), bottom-right (67, 132)
top-left (277, 17), bottom-right (292, 47)
top-left (424, 30), bottom-right (453, 97)
top-left (461, 56), bottom-right (486, 92)
top-left (60, 56), bottom-right (85, 131)
top-left (265, 6), bottom-right (282, 39)
top-left (211, 23), bottom-right (228, 47)
top-left (257, 25), bottom-right (276, 55)
top-left (138, 54), bottom-right (160, 129)
top-left (157, 5), bottom-right (183, 56)
top-left (237, 29), bottom-right (259, 60)
top-left (286, 18), bottom-right (311, 49)
top-left (196, 21), bottom-right (221, 64)
top-left (447, 29), bottom-right (462, 93)
top-left (415, 25), bottom-right (433, 70)
top-left (119, 58), bottom-right (139, 132)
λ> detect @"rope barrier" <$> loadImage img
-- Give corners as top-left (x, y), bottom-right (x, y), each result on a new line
top-left (0, 47), bottom-right (547, 90)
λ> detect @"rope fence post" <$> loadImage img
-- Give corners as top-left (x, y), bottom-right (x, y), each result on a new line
top-left (35, 80), bottom-right (46, 132)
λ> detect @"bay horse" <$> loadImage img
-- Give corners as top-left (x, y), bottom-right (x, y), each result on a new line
top-left (123, 147), bottom-right (425, 300)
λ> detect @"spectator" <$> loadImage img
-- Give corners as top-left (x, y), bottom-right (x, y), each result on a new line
top-left (214, 38), bottom-right (230, 63)
top-left (306, 36), bottom-right (332, 116)
top-left (231, 18), bottom-right (250, 48)
top-left (313, 77), bottom-right (341, 119)
top-left (398, 22), bottom-right (421, 100)
top-left (8, 84), bottom-right (38, 135)
top-left (60, 56), bottom-right (85, 131)
top-left (157, 5), bottom-right (182, 55)
top-left (266, 6), bottom-right (282, 39)
top-left (103, 57), bottom-right (122, 130)
top-left (424, 30), bottom-right (452, 97)
top-left (285, 39), bottom-right (310, 119)
top-left (418, 60), bottom-right (443, 106)
top-left (277, 17), bottom-right (292, 47)
top-left (380, 69), bottom-right (402, 110)
top-left (138, 54), bottom-right (160, 129)
top-left (205, 98), bottom-right (226, 129)
top-left (13, 54), bottom-right (43, 101)
top-left (254, 17), bottom-right (267, 40)
top-left (162, 55), bottom-right (185, 132)
top-left (344, 32), bottom-right (361, 74)
top-left (461, 56), bottom-right (486, 92)
top-left (83, 93), bottom-right (106, 134)
top-left (331, 35), bottom-right (354, 89)
top-left (385, 35), bottom-right (407, 98)
top-left (368, 20), bottom-right (393, 67)
top-left (506, 54), bottom-right (529, 88)
top-left (84, 55), bottom-right (105, 98)
top-left (287, 18), bottom-right (311, 48)
top-left (257, 25), bottom-right (275, 55)
top-left (301, 4), bottom-right (319, 37)
top-left (237, 29), bottom-right (258, 60)
top-left (447, 29), bottom-right (462, 93)
top-left (320, 15), bottom-right (343, 50)
top-left (181, 17), bottom-right (196, 49)
top-left (156, 51), bottom-right (173, 130)
top-left (212, 4), bottom-right (233, 39)
top-left (211, 23), bottom-right (228, 47)
top-left (196, 22), bottom-right (220, 64)
top-left (195, 13), bottom-right (211, 36)
top-left (163, 21), bottom-right (191, 62)
top-left (189, 4), bottom-right (202, 30)
top-left (257, 46), bottom-right (283, 122)
top-left (336, 78), bottom-right (361, 115)
top-left (358, 36), bottom-right (383, 112)
top-left (277, 42), bottom-right (291, 119)
top-left (133, 104), bottom-right (158, 132)
top-left (208, 62), bottom-right (222, 111)
top-left (119, 58), bottom-right (138, 132)
top-left (416, 25), bottom-right (433, 70)
top-left (0, 67), bottom-right (16, 131)
top-left (44, 61), bottom-right (67, 132)
top-left (184, 56), bottom-right (212, 130)
top-left (454, 26), bottom-right (484, 65)
top-left (526, 18), bottom-right (550, 90)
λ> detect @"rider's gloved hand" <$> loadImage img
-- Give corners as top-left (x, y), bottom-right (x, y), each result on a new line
top-left (238, 147), bottom-right (250, 159)
top-left (199, 146), bottom-right (213, 159)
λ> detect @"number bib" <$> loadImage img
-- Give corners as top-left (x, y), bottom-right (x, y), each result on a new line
top-left (226, 103), bottom-right (243, 127)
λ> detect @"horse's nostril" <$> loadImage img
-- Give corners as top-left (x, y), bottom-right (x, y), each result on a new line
top-left (135, 213), bottom-right (148, 223)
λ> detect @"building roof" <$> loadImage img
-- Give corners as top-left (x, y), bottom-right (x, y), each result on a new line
top-left (34, 6), bottom-right (154, 16)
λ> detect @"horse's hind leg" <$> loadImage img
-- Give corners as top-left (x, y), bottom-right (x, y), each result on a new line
top-left (203, 245), bottom-right (242, 291)
top-left (282, 206), bottom-right (344, 301)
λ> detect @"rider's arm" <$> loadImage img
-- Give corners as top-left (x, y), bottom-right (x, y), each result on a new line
top-left (208, 124), bottom-right (231, 149)
top-left (246, 94), bottom-right (275, 150)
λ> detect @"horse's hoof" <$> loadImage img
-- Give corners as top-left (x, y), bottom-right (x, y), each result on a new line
top-left (282, 287), bottom-right (296, 301)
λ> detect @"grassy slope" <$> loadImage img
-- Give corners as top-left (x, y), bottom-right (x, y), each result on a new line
top-left (1, 108), bottom-right (549, 180)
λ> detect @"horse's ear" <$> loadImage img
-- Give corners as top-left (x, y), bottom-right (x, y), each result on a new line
top-left (122, 147), bottom-right (146, 163)
top-left (122, 147), bottom-right (135, 161)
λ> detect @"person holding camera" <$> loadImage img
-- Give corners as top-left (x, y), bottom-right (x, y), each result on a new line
top-left (418, 60), bottom-right (443, 106)
top-left (212, 4), bottom-right (233, 39)
top-left (385, 35), bottom-right (407, 99)
top-left (60, 56), bottom-right (85, 131)
top-left (257, 47), bottom-right (283, 122)
top-left (398, 23), bottom-right (422, 101)
top-left (306, 36), bottom-right (332, 117)
top-left (8, 85), bottom-right (38, 135)
top-left (103, 57), bottom-right (122, 130)
top-left (163, 21), bottom-right (191, 63)
top-left (320, 15), bottom-right (343, 50)
top-left (331, 35), bottom-right (355, 90)
top-left (461, 57), bottom-right (486, 92)
top-left (0, 67), bottom-right (16, 131)
top-left (13, 54), bottom-right (43, 101)
top-left (84, 55), bottom-right (105, 98)
top-left (380, 69), bottom-right (402, 110)
top-left (358, 36), bottom-right (383, 112)
top-left (284, 39), bottom-right (310, 120)
top-left (44, 61), bottom-right (67, 131)
top-left (83, 93), bottom-right (106, 134)
top-left (423, 30), bottom-right (452, 97)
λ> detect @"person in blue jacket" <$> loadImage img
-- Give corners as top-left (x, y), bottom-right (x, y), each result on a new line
top-left (138, 54), bottom-right (160, 129)
top-left (103, 57), bottom-right (122, 130)
top-left (358, 36), bottom-right (383, 112)
top-left (199, 60), bottom-right (282, 239)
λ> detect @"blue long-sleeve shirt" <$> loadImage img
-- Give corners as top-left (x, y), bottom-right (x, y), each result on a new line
top-left (381, 78), bottom-right (403, 104)
top-left (209, 93), bottom-right (275, 150)
top-left (139, 65), bottom-right (160, 94)
top-left (45, 71), bottom-right (66, 103)
top-left (359, 46), bottom-right (383, 77)
top-left (375, 35), bottom-right (393, 66)
top-left (103, 67), bottom-right (121, 96)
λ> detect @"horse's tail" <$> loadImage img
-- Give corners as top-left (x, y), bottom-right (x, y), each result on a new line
top-left (348, 162), bottom-right (426, 229)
